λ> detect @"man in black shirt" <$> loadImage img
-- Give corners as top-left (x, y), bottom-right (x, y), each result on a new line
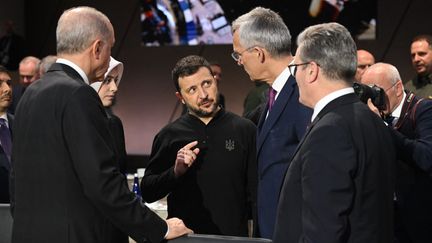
top-left (141, 55), bottom-right (257, 237)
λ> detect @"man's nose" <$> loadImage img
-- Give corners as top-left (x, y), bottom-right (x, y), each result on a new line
top-left (198, 87), bottom-right (208, 98)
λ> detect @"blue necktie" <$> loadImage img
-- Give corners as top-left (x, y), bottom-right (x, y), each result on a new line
top-left (0, 118), bottom-right (12, 162)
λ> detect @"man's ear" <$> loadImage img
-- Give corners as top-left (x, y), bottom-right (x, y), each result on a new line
top-left (306, 62), bottom-right (319, 84)
top-left (175, 92), bottom-right (185, 104)
top-left (395, 80), bottom-right (404, 97)
top-left (92, 39), bottom-right (103, 59)
top-left (258, 47), bottom-right (266, 63)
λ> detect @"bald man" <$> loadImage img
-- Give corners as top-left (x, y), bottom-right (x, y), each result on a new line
top-left (355, 49), bottom-right (375, 81)
top-left (361, 63), bottom-right (432, 243)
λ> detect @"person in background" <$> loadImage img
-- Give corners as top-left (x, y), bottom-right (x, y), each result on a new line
top-left (361, 62), bottom-right (432, 243)
top-left (38, 55), bottom-right (57, 77)
top-left (242, 80), bottom-right (269, 125)
top-left (355, 49), bottom-right (375, 82)
top-left (209, 61), bottom-right (225, 108)
top-left (9, 56), bottom-right (40, 114)
top-left (0, 65), bottom-right (13, 203)
top-left (273, 22), bottom-right (395, 243)
top-left (231, 7), bottom-right (312, 238)
top-left (141, 55), bottom-right (257, 237)
top-left (405, 34), bottom-right (432, 98)
top-left (11, 6), bottom-right (191, 243)
top-left (90, 57), bottom-right (127, 174)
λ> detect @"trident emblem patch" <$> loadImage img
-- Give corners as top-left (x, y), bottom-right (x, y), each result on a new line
top-left (225, 139), bottom-right (235, 151)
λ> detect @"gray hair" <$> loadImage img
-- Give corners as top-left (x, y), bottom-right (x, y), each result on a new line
top-left (19, 56), bottom-right (41, 73)
top-left (232, 7), bottom-right (292, 58)
top-left (19, 56), bottom-right (41, 66)
top-left (297, 22), bottom-right (357, 83)
top-left (39, 55), bottom-right (57, 75)
top-left (56, 6), bottom-right (112, 55)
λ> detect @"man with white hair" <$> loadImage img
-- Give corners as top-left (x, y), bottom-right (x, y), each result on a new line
top-left (231, 7), bottom-right (312, 238)
top-left (11, 6), bottom-right (191, 243)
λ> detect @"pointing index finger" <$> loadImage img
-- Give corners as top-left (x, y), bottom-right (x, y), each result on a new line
top-left (183, 141), bottom-right (198, 150)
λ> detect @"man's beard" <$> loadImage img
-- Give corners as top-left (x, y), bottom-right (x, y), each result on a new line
top-left (187, 95), bottom-right (220, 118)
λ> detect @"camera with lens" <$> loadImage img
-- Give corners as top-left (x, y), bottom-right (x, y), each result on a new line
top-left (353, 82), bottom-right (387, 111)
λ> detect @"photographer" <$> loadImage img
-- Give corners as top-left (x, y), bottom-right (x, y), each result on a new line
top-left (360, 62), bottom-right (432, 243)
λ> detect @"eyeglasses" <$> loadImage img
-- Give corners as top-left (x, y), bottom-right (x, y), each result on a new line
top-left (287, 62), bottom-right (312, 76)
top-left (383, 81), bottom-right (399, 93)
top-left (231, 46), bottom-right (256, 62)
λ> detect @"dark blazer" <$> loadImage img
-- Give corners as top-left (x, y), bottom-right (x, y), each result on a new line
top-left (11, 63), bottom-right (167, 243)
top-left (107, 111), bottom-right (127, 174)
top-left (273, 93), bottom-right (395, 243)
top-left (391, 92), bottom-right (432, 243)
top-left (0, 113), bottom-right (13, 203)
top-left (255, 75), bottom-right (311, 238)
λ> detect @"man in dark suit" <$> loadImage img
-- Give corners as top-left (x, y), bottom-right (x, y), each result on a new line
top-left (273, 23), bottom-right (395, 243)
top-left (11, 6), bottom-right (191, 243)
top-left (231, 7), bottom-right (312, 238)
top-left (361, 63), bottom-right (432, 243)
top-left (0, 65), bottom-right (13, 203)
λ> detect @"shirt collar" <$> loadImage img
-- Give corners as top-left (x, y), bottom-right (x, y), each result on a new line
top-left (391, 91), bottom-right (406, 119)
top-left (271, 67), bottom-right (291, 101)
top-left (56, 58), bottom-right (89, 85)
top-left (0, 113), bottom-right (9, 127)
top-left (312, 87), bottom-right (354, 122)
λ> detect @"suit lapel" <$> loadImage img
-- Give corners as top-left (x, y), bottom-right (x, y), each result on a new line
top-left (257, 76), bottom-right (296, 152)
top-left (289, 93), bottom-right (359, 161)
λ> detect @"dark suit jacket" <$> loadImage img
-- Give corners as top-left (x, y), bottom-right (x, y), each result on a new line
top-left (256, 75), bottom-right (311, 238)
top-left (107, 111), bottom-right (127, 174)
top-left (390, 93), bottom-right (432, 243)
top-left (273, 93), bottom-right (395, 243)
top-left (11, 63), bottom-right (167, 243)
top-left (0, 113), bottom-right (13, 203)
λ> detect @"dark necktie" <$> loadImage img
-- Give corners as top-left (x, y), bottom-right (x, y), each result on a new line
top-left (268, 88), bottom-right (277, 112)
top-left (384, 115), bottom-right (395, 127)
top-left (0, 118), bottom-right (12, 162)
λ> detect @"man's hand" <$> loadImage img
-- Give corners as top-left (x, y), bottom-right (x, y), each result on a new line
top-left (165, 218), bottom-right (193, 240)
top-left (174, 141), bottom-right (200, 177)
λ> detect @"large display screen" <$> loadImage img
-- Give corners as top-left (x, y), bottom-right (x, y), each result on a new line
top-left (140, 0), bottom-right (377, 46)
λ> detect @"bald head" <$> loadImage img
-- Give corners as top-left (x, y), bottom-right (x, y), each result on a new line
top-left (360, 63), bottom-right (404, 114)
top-left (355, 49), bottom-right (375, 81)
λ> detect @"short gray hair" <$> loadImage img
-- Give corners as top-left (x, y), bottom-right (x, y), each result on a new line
top-left (56, 6), bottom-right (112, 55)
top-left (232, 7), bottom-right (291, 58)
top-left (297, 22), bottom-right (357, 83)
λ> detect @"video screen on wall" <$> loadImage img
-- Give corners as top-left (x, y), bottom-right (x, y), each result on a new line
top-left (139, 0), bottom-right (377, 47)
